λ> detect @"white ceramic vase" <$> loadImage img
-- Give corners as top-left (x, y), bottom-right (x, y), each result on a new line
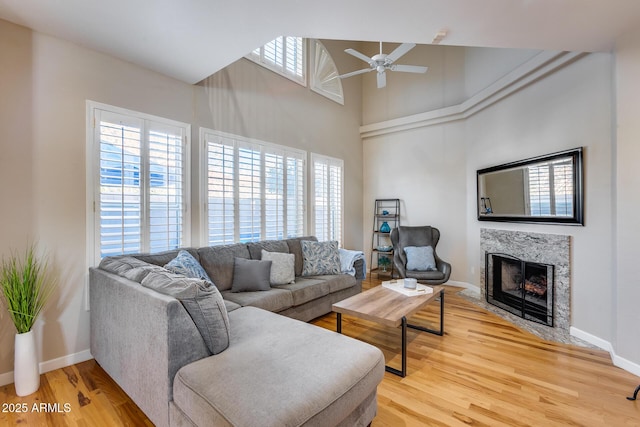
top-left (14, 330), bottom-right (40, 396)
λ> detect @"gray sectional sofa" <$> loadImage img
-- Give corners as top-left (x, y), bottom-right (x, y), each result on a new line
top-left (89, 236), bottom-right (385, 427)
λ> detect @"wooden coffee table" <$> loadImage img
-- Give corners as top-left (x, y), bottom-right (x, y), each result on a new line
top-left (332, 282), bottom-right (444, 377)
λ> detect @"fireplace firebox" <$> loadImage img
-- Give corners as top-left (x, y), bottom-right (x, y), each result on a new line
top-left (485, 253), bottom-right (554, 326)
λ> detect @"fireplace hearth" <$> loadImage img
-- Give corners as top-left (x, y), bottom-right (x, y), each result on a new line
top-left (486, 253), bottom-right (554, 326)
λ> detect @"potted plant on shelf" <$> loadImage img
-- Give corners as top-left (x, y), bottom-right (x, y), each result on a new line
top-left (0, 244), bottom-right (56, 396)
top-left (378, 255), bottom-right (391, 273)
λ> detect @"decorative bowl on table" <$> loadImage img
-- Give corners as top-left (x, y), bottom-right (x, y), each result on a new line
top-left (376, 245), bottom-right (393, 252)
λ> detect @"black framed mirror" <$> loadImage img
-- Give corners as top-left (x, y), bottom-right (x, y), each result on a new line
top-left (477, 148), bottom-right (584, 225)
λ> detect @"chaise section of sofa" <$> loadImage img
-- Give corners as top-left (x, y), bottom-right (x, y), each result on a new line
top-left (171, 306), bottom-right (384, 426)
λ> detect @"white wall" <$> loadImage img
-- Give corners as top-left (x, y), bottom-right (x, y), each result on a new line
top-left (466, 52), bottom-right (614, 342)
top-left (362, 121), bottom-right (467, 275)
top-left (363, 49), bottom-right (621, 355)
top-left (614, 26), bottom-right (640, 367)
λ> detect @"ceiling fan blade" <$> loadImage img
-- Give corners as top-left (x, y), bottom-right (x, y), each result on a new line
top-left (385, 43), bottom-right (416, 64)
top-left (344, 48), bottom-right (374, 65)
top-left (338, 68), bottom-right (373, 79)
top-left (391, 64), bottom-right (428, 74)
top-left (377, 71), bottom-right (386, 88)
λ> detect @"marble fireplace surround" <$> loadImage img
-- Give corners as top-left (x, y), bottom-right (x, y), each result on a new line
top-left (479, 228), bottom-right (572, 343)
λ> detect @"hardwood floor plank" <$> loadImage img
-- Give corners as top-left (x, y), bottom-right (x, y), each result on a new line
top-left (1, 279), bottom-right (639, 426)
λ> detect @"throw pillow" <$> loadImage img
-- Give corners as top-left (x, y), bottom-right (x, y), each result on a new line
top-left (141, 270), bottom-right (230, 354)
top-left (261, 250), bottom-right (295, 285)
top-left (301, 240), bottom-right (341, 276)
top-left (231, 257), bottom-right (272, 292)
top-left (404, 246), bottom-right (437, 271)
top-left (164, 250), bottom-right (212, 283)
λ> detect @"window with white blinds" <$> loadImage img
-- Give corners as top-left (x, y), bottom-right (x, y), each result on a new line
top-left (527, 158), bottom-right (573, 216)
top-left (88, 103), bottom-right (190, 264)
top-left (248, 36), bottom-right (306, 85)
top-left (203, 129), bottom-right (306, 245)
top-left (311, 154), bottom-right (343, 246)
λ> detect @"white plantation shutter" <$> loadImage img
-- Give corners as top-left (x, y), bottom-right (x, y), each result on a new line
top-left (147, 124), bottom-right (185, 252)
top-left (206, 137), bottom-right (235, 245)
top-left (264, 151), bottom-right (284, 240)
top-left (527, 158), bottom-right (573, 217)
top-left (238, 142), bottom-right (262, 242)
top-left (203, 129), bottom-right (306, 245)
top-left (286, 156), bottom-right (305, 238)
top-left (310, 40), bottom-right (344, 105)
top-left (247, 36), bottom-right (306, 85)
top-left (90, 105), bottom-right (189, 263)
top-left (553, 160), bottom-right (573, 216)
top-left (311, 154), bottom-right (343, 246)
top-left (98, 112), bottom-right (143, 257)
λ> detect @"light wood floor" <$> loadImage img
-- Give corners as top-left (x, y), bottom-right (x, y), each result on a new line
top-left (1, 279), bottom-right (639, 426)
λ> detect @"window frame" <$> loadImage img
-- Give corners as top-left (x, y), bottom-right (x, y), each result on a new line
top-left (86, 101), bottom-right (191, 267)
top-left (200, 128), bottom-right (307, 246)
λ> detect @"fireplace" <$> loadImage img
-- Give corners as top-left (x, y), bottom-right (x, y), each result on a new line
top-left (485, 253), bottom-right (554, 326)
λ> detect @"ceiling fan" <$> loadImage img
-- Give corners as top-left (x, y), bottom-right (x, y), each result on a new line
top-left (338, 42), bottom-right (428, 89)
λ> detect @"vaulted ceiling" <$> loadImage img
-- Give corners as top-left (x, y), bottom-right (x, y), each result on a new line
top-left (1, 0), bottom-right (639, 84)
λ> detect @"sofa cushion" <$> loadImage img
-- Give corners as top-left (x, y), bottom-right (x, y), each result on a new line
top-left (197, 244), bottom-right (251, 291)
top-left (272, 277), bottom-right (331, 306)
top-left (141, 271), bottom-right (230, 355)
top-left (173, 306), bottom-right (385, 427)
top-left (301, 240), bottom-right (341, 276)
top-left (246, 240), bottom-right (289, 260)
top-left (164, 250), bottom-right (213, 283)
top-left (261, 250), bottom-right (295, 285)
top-left (221, 288), bottom-right (293, 313)
top-left (303, 274), bottom-right (357, 294)
top-left (231, 258), bottom-right (272, 292)
top-left (286, 236), bottom-right (318, 277)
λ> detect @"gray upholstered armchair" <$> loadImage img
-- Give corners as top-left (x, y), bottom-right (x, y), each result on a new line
top-left (390, 226), bottom-right (451, 285)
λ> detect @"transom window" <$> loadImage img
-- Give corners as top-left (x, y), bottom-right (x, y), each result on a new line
top-left (248, 36), bottom-right (306, 85)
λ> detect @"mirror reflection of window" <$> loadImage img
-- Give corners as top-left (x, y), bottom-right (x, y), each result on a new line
top-left (525, 159), bottom-right (573, 217)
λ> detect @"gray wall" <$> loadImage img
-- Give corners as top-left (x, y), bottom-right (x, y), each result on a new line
top-left (0, 20), bottom-right (364, 380)
top-left (193, 39), bottom-right (364, 249)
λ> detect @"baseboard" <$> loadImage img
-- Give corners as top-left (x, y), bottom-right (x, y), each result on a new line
top-left (570, 327), bottom-right (640, 377)
top-left (445, 280), bottom-right (480, 294)
top-left (569, 327), bottom-right (614, 352)
top-left (0, 349), bottom-right (93, 387)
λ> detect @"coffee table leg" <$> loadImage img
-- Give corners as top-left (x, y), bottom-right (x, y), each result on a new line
top-left (385, 316), bottom-right (407, 377)
top-left (336, 312), bottom-right (342, 333)
top-left (407, 289), bottom-right (444, 336)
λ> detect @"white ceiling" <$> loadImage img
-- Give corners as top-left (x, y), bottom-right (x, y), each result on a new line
top-left (1, 0), bottom-right (639, 84)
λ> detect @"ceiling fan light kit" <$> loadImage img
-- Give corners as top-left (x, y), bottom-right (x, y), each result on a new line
top-left (338, 41), bottom-right (428, 88)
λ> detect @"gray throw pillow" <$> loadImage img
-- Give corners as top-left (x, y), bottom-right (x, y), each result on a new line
top-left (301, 240), bottom-right (341, 276)
top-left (141, 270), bottom-right (230, 354)
top-left (404, 246), bottom-right (437, 271)
top-left (231, 257), bottom-right (272, 292)
top-left (261, 250), bottom-right (295, 285)
top-left (164, 250), bottom-right (213, 283)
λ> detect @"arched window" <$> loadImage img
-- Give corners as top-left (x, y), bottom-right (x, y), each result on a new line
top-left (310, 40), bottom-right (344, 105)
